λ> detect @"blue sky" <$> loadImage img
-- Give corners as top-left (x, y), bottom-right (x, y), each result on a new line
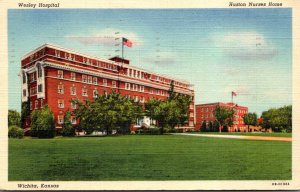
top-left (8, 9), bottom-right (292, 116)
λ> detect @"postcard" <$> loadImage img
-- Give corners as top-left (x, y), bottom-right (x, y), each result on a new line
top-left (0, 0), bottom-right (299, 190)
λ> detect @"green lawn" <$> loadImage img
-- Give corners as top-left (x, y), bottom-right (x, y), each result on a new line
top-left (189, 132), bottom-right (292, 137)
top-left (9, 135), bottom-right (291, 181)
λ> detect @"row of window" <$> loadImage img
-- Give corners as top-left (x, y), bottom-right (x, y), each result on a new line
top-left (58, 84), bottom-right (102, 97)
top-left (201, 113), bottom-right (214, 118)
top-left (55, 50), bottom-right (118, 71)
top-left (57, 99), bottom-right (78, 109)
top-left (125, 83), bottom-right (144, 92)
top-left (57, 70), bottom-right (114, 87)
top-left (125, 68), bottom-right (147, 79)
top-left (200, 107), bottom-right (247, 114)
top-left (200, 107), bottom-right (214, 112)
top-left (58, 115), bottom-right (76, 125)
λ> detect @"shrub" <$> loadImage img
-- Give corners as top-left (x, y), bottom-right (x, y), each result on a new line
top-left (8, 125), bottom-right (24, 139)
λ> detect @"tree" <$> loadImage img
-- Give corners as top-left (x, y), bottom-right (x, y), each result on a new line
top-left (200, 120), bottom-right (207, 132)
top-left (72, 91), bottom-right (143, 135)
top-left (145, 96), bottom-right (191, 135)
top-left (61, 111), bottom-right (75, 136)
top-left (243, 112), bottom-right (257, 132)
top-left (30, 105), bottom-right (55, 138)
top-left (261, 105), bottom-right (292, 132)
top-left (8, 109), bottom-right (21, 127)
top-left (72, 99), bottom-right (96, 135)
top-left (214, 105), bottom-right (234, 132)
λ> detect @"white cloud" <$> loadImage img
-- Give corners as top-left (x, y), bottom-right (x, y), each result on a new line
top-left (211, 31), bottom-right (278, 60)
top-left (66, 28), bottom-right (142, 47)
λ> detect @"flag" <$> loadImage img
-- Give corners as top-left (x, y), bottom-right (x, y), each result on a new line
top-left (122, 37), bottom-right (133, 47)
top-left (232, 91), bottom-right (237, 96)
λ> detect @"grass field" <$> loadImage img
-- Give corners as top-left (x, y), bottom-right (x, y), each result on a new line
top-left (190, 132), bottom-right (292, 137)
top-left (9, 135), bottom-right (291, 181)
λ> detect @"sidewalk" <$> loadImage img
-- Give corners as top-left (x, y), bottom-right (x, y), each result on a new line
top-left (171, 133), bottom-right (292, 142)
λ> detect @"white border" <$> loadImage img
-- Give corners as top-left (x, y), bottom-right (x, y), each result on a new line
top-left (0, 0), bottom-right (299, 190)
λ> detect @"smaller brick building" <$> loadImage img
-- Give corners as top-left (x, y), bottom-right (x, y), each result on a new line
top-left (195, 102), bottom-right (248, 132)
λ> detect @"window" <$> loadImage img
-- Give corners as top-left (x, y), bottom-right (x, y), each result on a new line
top-left (58, 83), bottom-right (64, 94)
top-left (70, 86), bottom-right (76, 95)
top-left (103, 79), bottom-right (107, 86)
top-left (112, 81), bottom-right (116, 88)
top-left (40, 99), bottom-right (44, 108)
top-left (35, 100), bottom-right (38, 109)
top-left (30, 86), bottom-right (37, 96)
top-left (29, 73), bottom-right (36, 82)
top-left (125, 83), bottom-right (130, 90)
top-left (82, 75), bottom-right (87, 83)
top-left (141, 96), bottom-right (145, 103)
top-left (58, 115), bottom-right (64, 124)
top-left (190, 112), bottom-right (194, 117)
top-left (82, 87), bottom-right (88, 96)
top-left (38, 84), bottom-right (43, 93)
top-left (129, 69), bottom-right (132, 77)
top-left (141, 72), bottom-right (144, 79)
top-left (22, 72), bottom-right (26, 84)
top-left (135, 96), bottom-right (139, 102)
top-left (58, 70), bottom-right (63, 79)
top-left (23, 89), bottom-right (26, 97)
top-left (55, 50), bottom-right (60, 57)
top-left (30, 102), bottom-right (32, 110)
top-left (150, 88), bottom-right (153, 94)
top-left (93, 77), bottom-right (98, 85)
top-left (189, 121), bottom-right (194, 127)
top-left (68, 54), bottom-right (74, 61)
top-left (88, 76), bottom-right (92, 84)
top-left (140, 86), bottom-right (144, 92)
top-left (71, 102), bottom-right (77, 109)
top-left (58, 99), bottom-right (64, 108)
top-left (71, 116), bottom-right (76, 124)
top-left (93, 89), bottom-right (98, 98)
top-left (37, 64), bottom-right (42, 78)
top-left (71, 72), bottom-right (76, 81)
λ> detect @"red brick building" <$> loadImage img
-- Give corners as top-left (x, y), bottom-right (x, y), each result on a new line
top-left (20, 44), bottom-right (195, 133)
top-left (195, 102), bottom-right (248, 132)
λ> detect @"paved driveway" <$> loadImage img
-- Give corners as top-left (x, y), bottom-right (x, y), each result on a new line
top-left (171, 133), bottom-right (292, 142)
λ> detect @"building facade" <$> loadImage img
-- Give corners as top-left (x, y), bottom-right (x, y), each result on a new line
top-left (20, 44), bottom-right (195, 133)
top-left (195, 102), bottom-right (248, 132)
